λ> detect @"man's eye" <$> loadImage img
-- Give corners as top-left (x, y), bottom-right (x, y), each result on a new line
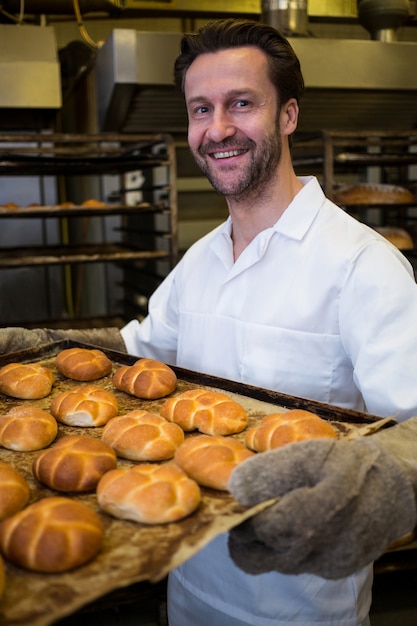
top-left (236, 100), bottom-right (249, 108)
top-left (196, 106), bottom-right (209, 114)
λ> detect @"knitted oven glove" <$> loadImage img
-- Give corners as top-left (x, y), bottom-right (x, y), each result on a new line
top-left (228, 417), bottom-right (417, 580)
top-left (0, 327), bottom-right (127, 355)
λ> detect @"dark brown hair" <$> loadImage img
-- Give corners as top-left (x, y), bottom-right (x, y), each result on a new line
top-left (174, 18), bottom-right (305, 107)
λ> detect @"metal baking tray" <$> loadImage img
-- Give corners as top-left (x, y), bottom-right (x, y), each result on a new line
top-left (0, 340), bottom-right (391, 626)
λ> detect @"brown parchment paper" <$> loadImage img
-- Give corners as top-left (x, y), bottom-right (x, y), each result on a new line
top-left (0, 342), bottom-right (391, 626)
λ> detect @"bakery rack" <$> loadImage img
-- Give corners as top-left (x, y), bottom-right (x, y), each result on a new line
top-left (0, 133), bottom-right (178, 327)
top-left (292, 129), bottom-right (417, 271)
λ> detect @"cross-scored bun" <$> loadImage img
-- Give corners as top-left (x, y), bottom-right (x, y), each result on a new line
top-left (97, 462), bottom-right (201, 524)
top-left (50, 385), bottom-right (118, 427)
top-left (32, 435), bottom-right (117, 492)
top-left (0, 555), bottom-right (5, 601)
top-left (0, 362), bottom-right (54, 399)
top-left (174, 435), bottom-right (254, 491)
top-left (102, 410), bottom-right (184, 461)
top-left (55, 347), bottom-right (112, 381)
top-left (160, 389), bottom-right (248, 435)
top-left (113, 358), bottom-right (177, 399)
top-left (0, 461), bottom-right (30, 521)
top-left (0, 496), bottom-right (104, 572)
top-left (0, 406), bottom-right (58, 451)
top-left (245, 409), bottom-right (337, 452)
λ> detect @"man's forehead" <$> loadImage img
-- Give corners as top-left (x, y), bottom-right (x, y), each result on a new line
top-left (184, 47), bottom-right (270, 94)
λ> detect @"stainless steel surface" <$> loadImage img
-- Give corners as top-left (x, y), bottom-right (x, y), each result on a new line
top-left (262, 0), bottom-right (309, 36)
top-left (0, 24), bottom-right (61, 110)
top-left (95, 29), bottom-right (417, 133)
top-left (0, 0), bottom-right (258, 16)
top-left (357, 0), bottom-right (410, 41)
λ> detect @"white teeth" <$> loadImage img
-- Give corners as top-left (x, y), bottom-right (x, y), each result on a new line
top-left (213, 150), bottom-right (243, 159)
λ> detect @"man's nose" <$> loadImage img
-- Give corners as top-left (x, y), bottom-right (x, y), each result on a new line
top-left (206, 110), bottom-right (236, 143)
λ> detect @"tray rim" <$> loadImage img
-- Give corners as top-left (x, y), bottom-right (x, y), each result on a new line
top-left (0, 338), bottom-right (391, 426)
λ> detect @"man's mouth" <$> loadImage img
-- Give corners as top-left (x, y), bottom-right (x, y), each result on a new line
top-left (212, 149), bottom-right (247, 160)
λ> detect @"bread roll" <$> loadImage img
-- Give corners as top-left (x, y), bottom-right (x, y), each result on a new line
top-left (174, 435), bottom-right (254, 491)
top-left (160, 389), bottom-right (248, 436)
top-left (0, 362), bottom-right (54, 399)
top-left (102, 410), bottom-right (184, 461)
top-left (0, 555), bottom-right (5, 601)
top-left (245, 409), bottom-right (337, 452)
top-left (33, 435), bottom-right (117, 492)
top-left (374, 227), bottom-right (414, 250)
top-left (50, 384), bottom-right (118, 427)
top-left (0, 496), bottom-right (104, 572)
top-left (97, 462), bottom-right (201, 524)
top-left (113, 358), bottom-right (177, 400)
top-left (0, 406), bottom-right (58, 451)
top-left (333, 182), bottom-right (414, 205)
top-left (0, 461), bottom-right (30, 521)
top-left (55, 347), bottom-right (112, 381)
top-left (81, 199), bottom-right (106, 207)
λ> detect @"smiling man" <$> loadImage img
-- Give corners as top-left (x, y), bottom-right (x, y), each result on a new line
top-left (2, 17), bottom-right (417, 626)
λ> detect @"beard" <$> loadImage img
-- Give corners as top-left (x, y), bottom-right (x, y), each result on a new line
top-left (192, 129), bottom-right (282, 203)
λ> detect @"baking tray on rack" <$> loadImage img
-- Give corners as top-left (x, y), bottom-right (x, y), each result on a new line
top-left (0, 340), bottom-right (392, 626)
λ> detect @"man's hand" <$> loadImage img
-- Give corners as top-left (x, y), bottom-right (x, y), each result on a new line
top-left (228, 429), bottom-right (417, 579)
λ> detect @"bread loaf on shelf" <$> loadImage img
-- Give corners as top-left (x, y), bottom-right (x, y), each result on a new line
top-left (113, 358), bottom-right (177, 399)
top-left (0, 406), bottom-right (58, 451)
top-left (0, 496), bottom-right (104, 572)
top-left (245, 409), bottom-right (337, 452)
top-left (374, 226), bottom-right (414, 250)
top-left (102, 410), bottom-right (185, 461)
top-left (333, 182), bottom-right (414, 205)
top-left (55, 347), bottom-right (112, 381)
top-left (174, 435), bottom-right (255, 491)
top-left (160, 389), bottom-right (248, 436)
top-left (32, 435), bottom-right (117, 492)
top-left (51, 384), bottom-right (118, 427)
top-left (0, 461), bottom-right (30, 521)
top-left (97, 462), bottom-right (201, 524)
top-left (0, 362), bottom-right (54, 399)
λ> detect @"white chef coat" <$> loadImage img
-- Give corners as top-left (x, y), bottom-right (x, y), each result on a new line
top-left (121, 176), bottom-right (417, 625)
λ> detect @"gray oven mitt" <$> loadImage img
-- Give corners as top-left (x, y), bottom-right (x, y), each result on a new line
top-left (228, 417), bottom-right (417, 579)
top-left (0, 327), bottom-right (127, 355)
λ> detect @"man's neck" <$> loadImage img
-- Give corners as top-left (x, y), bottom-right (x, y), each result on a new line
top-left (229, 169), bottom-right (303, 261)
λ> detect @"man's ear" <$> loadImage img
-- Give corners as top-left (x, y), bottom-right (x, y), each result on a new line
top-left (281, 98), bottom-right (299, 136)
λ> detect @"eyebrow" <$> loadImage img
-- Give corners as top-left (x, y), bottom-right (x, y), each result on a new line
top-left (186, 88), bottom-right (258, 107)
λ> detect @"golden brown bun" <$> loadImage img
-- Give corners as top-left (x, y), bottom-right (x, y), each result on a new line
top-left (0, 555), bottom-right (5, 601)
top-left (0, 202), bottom-right (19, 210)
top-left (245, 409), bottom-right (337, 452)
top-left (0, 362), bottom-right (54, 400)
top-left (174, 435), bottom-right (255, 491)
top-left (113, 358), bottom-right (177, 400)
top-left (32, 435), bottom-right (117, 492)
top-left (97, 462), bottom-right (201, 524)
top-left (333, 183), bottom-right (414, 205)
top-left (0, 461), bottom-right (30, 521)
top-left (160, 389), bottom-right (248, 436)
top-left (55, 347), bottom-right (112, 381)
top-left (0, 406), bottom-right (58, 452)
top-left (50, 384), bottom-right (118, 427)
top-left (102, 410), bottom-right (184, 461)
top-left (374, 226), bottom-right (414, 250)
top-left (0, 496), bottom-right (104, 573)
top-left (81, 199), bottom-right (106, 207)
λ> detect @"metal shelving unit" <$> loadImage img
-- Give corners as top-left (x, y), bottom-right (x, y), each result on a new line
top-left (0, 133), bottom-right (178, 326)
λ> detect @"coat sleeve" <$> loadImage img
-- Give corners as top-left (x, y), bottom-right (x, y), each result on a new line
top-left (339, 240), bottom-right (417, 420)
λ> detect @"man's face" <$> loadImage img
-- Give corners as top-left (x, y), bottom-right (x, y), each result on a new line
top-left (184, 46), bottom-right (282, 201)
